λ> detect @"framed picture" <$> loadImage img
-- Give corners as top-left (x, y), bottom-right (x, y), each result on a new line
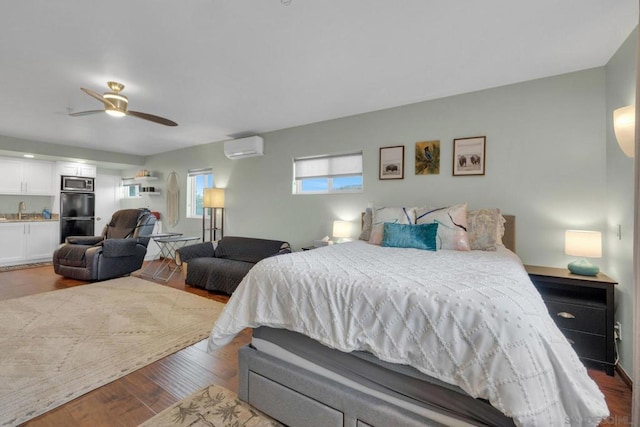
top-left (453, 136), bottom-right (486, 176)
top-left (379, 145), bottom-right (405, 180)
top-left (415, 140), bottom-right (440, 175)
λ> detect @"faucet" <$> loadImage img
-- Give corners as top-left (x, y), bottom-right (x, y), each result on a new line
top-left (18, 201), bottom-right (26, 220)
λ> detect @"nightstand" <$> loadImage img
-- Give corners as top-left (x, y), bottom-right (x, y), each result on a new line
top-left (525, 265), bottom-right (617, 375)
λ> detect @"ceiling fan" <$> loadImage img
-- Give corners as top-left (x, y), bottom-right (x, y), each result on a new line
top-left (69, 81), bottom-right (178, 126)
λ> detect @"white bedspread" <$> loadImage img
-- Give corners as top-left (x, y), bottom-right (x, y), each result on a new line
top-left (209, 241), bottom-right (608, 426)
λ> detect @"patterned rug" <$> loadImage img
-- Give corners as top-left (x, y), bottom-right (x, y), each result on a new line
top-left (0, 261), bottom-right (52, 272)
top-left (0, 277), bottom-right (225, 426)
top-left (139, 384), bottom-right (282, 427)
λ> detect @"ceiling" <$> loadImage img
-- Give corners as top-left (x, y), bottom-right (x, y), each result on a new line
top-left (0, 1), bottom-right (637, 157)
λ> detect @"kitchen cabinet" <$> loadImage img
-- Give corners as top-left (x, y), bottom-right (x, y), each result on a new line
top-left (26, 222), bottom-right (58, 260)
top-left (58, 161), bottom-right (97, 178)
top-left (0, 157), bottom-right (55, 195)
top-left (0, 221), bottom-right (58, 266)
top-left (0, 223), bottom-right (26, 265)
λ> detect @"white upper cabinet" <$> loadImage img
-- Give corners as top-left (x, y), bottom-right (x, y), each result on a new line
top-left (58, 162), bottom-right (97, 178)
top-left (0, 158), bottom-right (23, 194)
top-left (0, 157), bottom-right (55, 195)
top-left (23, 161), bottom-right (56, 195)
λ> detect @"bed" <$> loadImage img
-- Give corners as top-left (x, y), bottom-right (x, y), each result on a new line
top-left (209, 210), bottom-right (609, 426)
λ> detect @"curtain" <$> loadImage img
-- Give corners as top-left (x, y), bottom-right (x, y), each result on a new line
top-left (633, 15), bottom-right (640, 424)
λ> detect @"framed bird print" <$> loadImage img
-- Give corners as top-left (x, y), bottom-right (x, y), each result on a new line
top-left (453, 136), bottom-right (486, 176)
top-left (379, 146), bottom-right (404, 180)
top-left (415, 140), bottom-right (440, 175)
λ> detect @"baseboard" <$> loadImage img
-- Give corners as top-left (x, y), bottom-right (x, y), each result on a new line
top-left (616, 364), bottom-right (633, 390)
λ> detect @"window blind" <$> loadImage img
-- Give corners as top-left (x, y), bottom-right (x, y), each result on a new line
top-left (188, 168), bottom-right (212, 177)
top-left (294, 152), bottom-right (363, 180)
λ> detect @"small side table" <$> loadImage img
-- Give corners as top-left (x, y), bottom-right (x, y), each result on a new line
top-left (152, 236), bottom-right (200, 281)
top-left (525, 264), bottom-right (617, 375)
top-left (138, 233), bottom-right (183, 278)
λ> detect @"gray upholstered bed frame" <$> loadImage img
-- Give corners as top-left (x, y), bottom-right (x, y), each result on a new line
top-left (238, 346), bottom-right (450, 427)
top-left (238, 215), bottom-right (517, 427)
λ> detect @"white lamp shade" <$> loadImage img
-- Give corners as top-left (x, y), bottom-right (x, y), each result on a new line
top-left (203, 188), bottom-right (225, 208)
top-left (332, 220), bottom-right (351, 238)
top-left (613, 105), bottom-right (635, 158)
top-left (565, 230), bottom-right (602, 258)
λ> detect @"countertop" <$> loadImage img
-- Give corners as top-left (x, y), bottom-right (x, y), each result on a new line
top-left (0, 214), bottom-right (59, 222)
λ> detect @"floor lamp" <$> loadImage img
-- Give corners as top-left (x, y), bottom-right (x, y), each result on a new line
top-left (203, 187), bottom-right (225, 242)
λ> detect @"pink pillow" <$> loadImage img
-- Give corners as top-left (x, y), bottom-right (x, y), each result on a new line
top-left (415, 204), bottom-right (470, 251)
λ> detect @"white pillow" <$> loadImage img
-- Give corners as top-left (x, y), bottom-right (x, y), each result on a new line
top-left (415, 204), bottom-right (470, 251)
top-left (359, 208), bottom-right (373, 241)
top-left (467, 208), bottom-right (505, 251)
top-left (368, 207), bottom-right (416, 245)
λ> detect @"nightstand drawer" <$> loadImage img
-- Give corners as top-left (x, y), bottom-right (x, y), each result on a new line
top-left (543, 299), bottom-right (606, 335)
top-left (561, 329), bottom-right (606, 361)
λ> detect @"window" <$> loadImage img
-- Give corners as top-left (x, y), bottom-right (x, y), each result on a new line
top-left (186, 168), bottom-right (213, 218)
top-left (122, 183), bottom-right (141, 198)
top-left (293, 151), bottom-right (363, 194)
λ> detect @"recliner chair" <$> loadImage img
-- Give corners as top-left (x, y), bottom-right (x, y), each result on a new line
top-left (53, 208), bottom-right (156, 281)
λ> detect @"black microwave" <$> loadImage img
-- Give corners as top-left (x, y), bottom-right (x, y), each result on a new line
top-left (61, 176), bottom-right (94, 192)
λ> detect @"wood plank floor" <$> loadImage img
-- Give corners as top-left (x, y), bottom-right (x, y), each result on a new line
top-left (0, 262), bottom-right (632, 426)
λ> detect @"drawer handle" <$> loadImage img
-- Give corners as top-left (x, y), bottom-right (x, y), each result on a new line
top-left (557, 312), bottom-right (575, 319)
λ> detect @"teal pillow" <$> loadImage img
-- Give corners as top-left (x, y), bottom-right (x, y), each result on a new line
top-left (381, 222), bottom-right (438, 251)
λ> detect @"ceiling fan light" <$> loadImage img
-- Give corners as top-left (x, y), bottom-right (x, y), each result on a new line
top-left (104, 93), bottom-right (128, 103)
top-left (103, 92), bottom-right (128, 116)
top-left (105, 107), bottom-right (126, 117)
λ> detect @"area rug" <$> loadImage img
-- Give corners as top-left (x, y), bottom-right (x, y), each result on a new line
top-left (139, 384), bottom-right (282, 427)
top-left (0, 261), bottom-right (52, 272)
top-left (0, 276), bottom-right (225, 426)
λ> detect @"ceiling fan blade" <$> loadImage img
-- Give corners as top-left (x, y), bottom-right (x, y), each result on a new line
top-left (80, 87), bottom-right (115, 109)
top-left (127, 110), bottom-right (178, 126)
top-left (69, 110), bottom-right (105, 117)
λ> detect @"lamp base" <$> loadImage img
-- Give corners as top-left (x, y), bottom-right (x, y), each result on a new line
top-left (567, 259), bottom-right (599, 276)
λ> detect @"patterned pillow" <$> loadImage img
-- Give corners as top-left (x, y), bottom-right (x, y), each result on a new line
top-left (368, 207), bottom-right (416, 245)
top-left (467, 208), bottom-right (506, 251)
top-left (359, 208), bottom-right (373, 241)
top-left (415, 204), bottom-right (470, 251)
top-left (381, 222), bottom-right (438, 251)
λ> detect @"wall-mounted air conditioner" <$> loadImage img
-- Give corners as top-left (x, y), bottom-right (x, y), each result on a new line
top-left (224, 136), bottom-right (264, 159)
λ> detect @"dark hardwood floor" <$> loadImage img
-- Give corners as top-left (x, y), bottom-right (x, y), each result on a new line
top-left (0, 262), bottom-right (632, 426)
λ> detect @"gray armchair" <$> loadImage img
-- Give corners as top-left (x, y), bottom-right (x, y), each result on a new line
top-left (53, 208), bottom-right (156, 281)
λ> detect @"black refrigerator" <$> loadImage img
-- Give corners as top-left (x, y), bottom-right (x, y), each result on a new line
top-left (60, 192), bottom-right (95, 243)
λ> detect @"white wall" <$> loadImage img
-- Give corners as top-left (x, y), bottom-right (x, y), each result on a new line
top-left (137, 68), bottom-right (608, 265)
top-left (605, 28), bottom-right (637, 377)
top-left (0, 195), bottom-right (54, 217)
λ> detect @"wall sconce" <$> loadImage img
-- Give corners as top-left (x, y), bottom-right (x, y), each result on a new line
top-left (203, 188), bottom-right (225, 241)
top-left (565, 230), bottom-right (602, 276)
top-left (332, 220), bottom-right (352, 243)
top-left (613, 105), bottom-right (635, 158)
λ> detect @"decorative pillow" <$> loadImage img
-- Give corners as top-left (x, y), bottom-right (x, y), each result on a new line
top-left (381, 222), bottom-right (438, 251)
top-left (368, 207), bottom-right (415, 245)
top-left (467, 208), bottom-right (506, 251)
top-left (359, 208), bottom-right (373, 241)
top-left (415, 204), bottom-right (470, 251)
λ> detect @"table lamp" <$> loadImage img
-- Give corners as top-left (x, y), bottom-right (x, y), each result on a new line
top-left (564, 230), bottom-right (601, 276)
top-left (203, 188), bottom-right (225, 241)
top-left (333, 220), bottom-right (352, 243)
